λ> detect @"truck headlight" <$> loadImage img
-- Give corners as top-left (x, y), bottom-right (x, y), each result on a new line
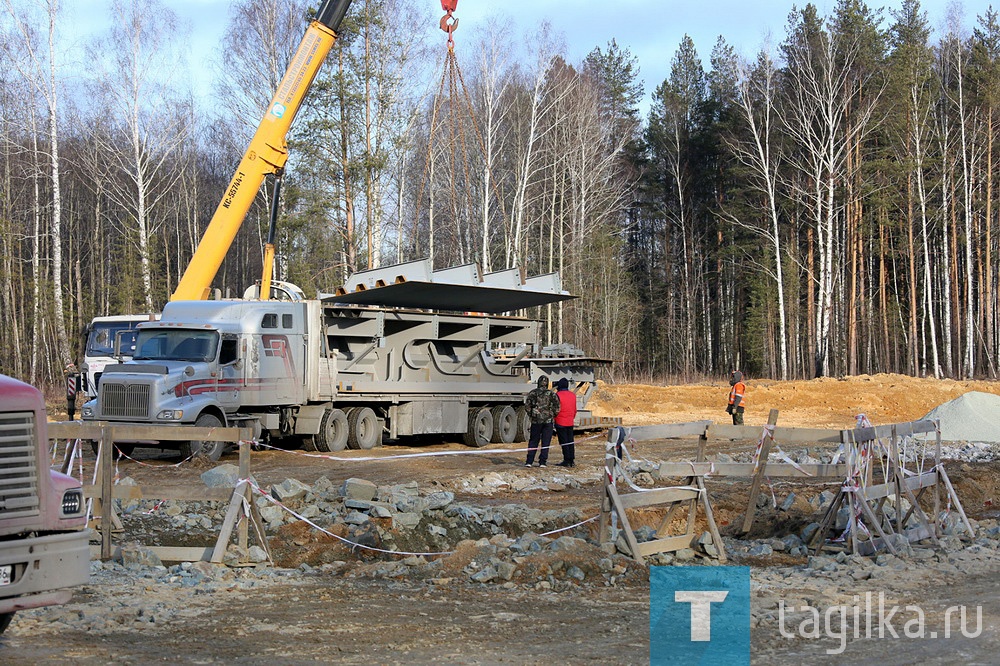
top-left (157, 409), bottom-right (183, 420)
top-left (81, 406), bottom-right (94, 418)
top-left (61, 489), bottom-right (83, 516)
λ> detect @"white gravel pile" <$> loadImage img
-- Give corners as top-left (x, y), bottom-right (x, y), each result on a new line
top-left (923, 391), bottom-right (1000, 443)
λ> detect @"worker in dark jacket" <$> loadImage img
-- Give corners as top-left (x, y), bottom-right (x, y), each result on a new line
top-left (524, 375), bottom-right (559, 467)
top-left (726, 370), bottom-right (746, 425)
top-left (554, 378), bottom-right (577, 467)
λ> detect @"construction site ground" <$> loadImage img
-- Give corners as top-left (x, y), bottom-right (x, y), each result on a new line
top-left (5, 373), bottom-right (1000, 664)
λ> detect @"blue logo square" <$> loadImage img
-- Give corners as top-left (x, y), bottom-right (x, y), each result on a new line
top-left (650, 566), bottom-right (750, 665)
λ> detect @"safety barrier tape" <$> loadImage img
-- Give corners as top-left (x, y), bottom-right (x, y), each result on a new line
top-left (251, 431), bottom-right (605, 464)
top-left (750, 424), bottom-right (775, 477)
top-left (771, 444), bottom-right (814, 477)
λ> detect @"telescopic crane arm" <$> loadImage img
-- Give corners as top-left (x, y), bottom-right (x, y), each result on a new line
top-left (170, 0), bottom-right (353, 302)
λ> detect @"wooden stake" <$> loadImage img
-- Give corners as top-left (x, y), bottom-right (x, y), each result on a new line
top-left (937, 465), bottom-right (975, 538)
top-left (607, 484), bottom-right (643, 564)
top-left (740, 409), bottom-right (779, 534)
top-left (100, 426), bottom-right (113, 561)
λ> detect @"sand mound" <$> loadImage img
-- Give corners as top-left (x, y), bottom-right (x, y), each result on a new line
top-left (923, 391), bottom-right (1000, 443)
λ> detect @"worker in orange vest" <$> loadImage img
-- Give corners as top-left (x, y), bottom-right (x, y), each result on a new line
top-left (726, 370), bottom-right (746, 425)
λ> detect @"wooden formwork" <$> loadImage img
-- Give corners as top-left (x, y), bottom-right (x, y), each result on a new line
top-left (48, 422), bottom-right (268, 565)
top-left (599, 427), bottom-right (726, 564)
top-left (601, 412), bottom-right (974, 559)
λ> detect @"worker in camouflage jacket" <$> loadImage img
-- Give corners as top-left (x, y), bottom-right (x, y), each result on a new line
top-left (524, 375), bottom-right (560, 467)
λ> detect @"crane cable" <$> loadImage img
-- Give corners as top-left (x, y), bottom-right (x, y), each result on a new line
top-left (414, 0), bottom-right (508, 259)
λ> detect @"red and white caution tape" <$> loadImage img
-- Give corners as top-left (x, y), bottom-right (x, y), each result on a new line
top-left (750, 424), bottom-right (775, 476)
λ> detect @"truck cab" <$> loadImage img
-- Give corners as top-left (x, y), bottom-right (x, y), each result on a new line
top-left (0, 375), bottom-right (90, 634)
top-left (80, 300), bottom-right (310, 460)
top-left (81, 314), bottom-right (159, 399)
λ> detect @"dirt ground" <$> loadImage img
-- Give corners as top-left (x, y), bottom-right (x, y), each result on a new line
top-left (9, 374), bottom-right (999, 664)
top-left (587, 372), bottom-right (1000, 428)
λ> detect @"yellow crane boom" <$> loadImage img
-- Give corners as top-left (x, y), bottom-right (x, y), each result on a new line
top-left (171, 0), bottom-right (353, 302)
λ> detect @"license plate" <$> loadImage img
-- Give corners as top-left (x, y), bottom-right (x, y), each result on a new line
top-left (0, 565), bottom-right (11, 586)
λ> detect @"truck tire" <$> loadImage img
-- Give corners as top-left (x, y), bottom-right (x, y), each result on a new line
top-left (180, 413), bottom-right (226, 461)
top-left (490, 405), bottom-right (517, 444)
top-left (0, 611), bottom-right (13, 634)
top-left (347, 407), bottom-right (380, 450)
top-left (316, 408), bottom-right (349, 452)
top-left (88, 441), bottom-right (135, 460)
top-left (514, 406), bottom-right (530, 442)
top-left (463, 406), bottom-right (493, 447)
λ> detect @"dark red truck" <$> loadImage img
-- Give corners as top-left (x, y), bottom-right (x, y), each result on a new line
top-left (0, 374), bottom-right (89, 633)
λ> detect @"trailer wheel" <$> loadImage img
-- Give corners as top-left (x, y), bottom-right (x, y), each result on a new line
top-left (316, 408), bottom-right (349, 452)
top-left (347, 407), bottom-right (380, 450)
top-left (180, 413), bottom-right (226, 461)
top-left (514, 406), bottom-right (530, 442)
top-left (463, 406), bottom-right (494, 447)
top-left (490, 405), bottom-right (517, 444)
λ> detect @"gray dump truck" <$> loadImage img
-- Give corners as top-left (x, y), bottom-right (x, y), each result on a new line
top-left (81, 260), bottom-right (609, 460)
top-left (0, 374), bottom-right (90, 634)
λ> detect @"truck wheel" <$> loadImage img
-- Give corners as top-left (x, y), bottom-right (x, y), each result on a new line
top-left (88, 441), bottom-right (135, 460)
top-left (316, 408), bottom-right (349, 452)
top-left (0, 611), bottom-right (13, 634)
top-left (463, 406), bottom-right (493, 447)
top-left (514, 406), bottom-right (530, 442)
top-left (180, 414), bottom-right (226, 461)
top-left (490, 405), bottom-right (517, 444)
top-left (347, 407), bottom-right (380, 450)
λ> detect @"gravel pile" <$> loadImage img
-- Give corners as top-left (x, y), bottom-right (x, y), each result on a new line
top-left (924, 391), bottom-right (1000, 443)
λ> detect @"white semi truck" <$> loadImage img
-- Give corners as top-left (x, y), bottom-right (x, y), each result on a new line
top-left (80, 261), bottom-right (604, 460)
top-left (80, 314), bottom-right (159, 399)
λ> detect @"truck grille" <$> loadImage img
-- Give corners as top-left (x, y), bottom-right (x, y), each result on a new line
top-left (0, 412), bottom-right (40, 518)
top-left (100, 382), bottom-right (151, 418)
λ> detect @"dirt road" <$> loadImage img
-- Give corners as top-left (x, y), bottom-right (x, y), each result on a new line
top-left (10, 374), bottom-right (997, 664)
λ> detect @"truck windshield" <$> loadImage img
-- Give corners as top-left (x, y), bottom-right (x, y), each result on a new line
top-left (87, 323), bottom-right (140, 357)
top-left (133, 330), bottom-right (219, 362)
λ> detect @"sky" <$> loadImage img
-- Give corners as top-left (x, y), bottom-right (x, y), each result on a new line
top-left (70, 0), bottom-right (972, 112)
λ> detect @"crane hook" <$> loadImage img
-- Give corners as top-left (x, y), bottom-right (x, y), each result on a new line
top-left (440, 0), bottom-right (458, 48)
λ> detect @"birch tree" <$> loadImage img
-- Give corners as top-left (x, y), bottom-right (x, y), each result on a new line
top-left (723, 48), bottom-right (790, 379)
top-left (88, 0), bottom-right (190, 311)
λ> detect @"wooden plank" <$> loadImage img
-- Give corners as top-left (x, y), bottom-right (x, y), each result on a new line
top-left (706, 424), bottom-right (842, 443)
top-left (212, 481), bottom-right (249, 564)
top-left (739, 409), bottom-right (779, 535)
top-left (861, 472), bottom-right (938, 502)
top-left (100, 428), bottom-right (113, 561)
top-left (636, 534), bottom-right (694, 557)
top-left (616, 422), bottom-right (712, 441)
top-left (809, 491), bottom-right (845, 552)
top-left (238, 442), bottom-right (250, 553)
top-left (84, 485), bottom-right (234, 502)
top-left (856, 495), bottom-right (899, 556)
top-left (937, 466), bottom-right (976, 538)
top-left (608, 484), bottom-right (643, 564)
top-left (48, 422), bottom-right (250, 443)
top-left (90, 545), bottom-right (214, 562)
top-left (844, 420), bottom-right (937, 444)
top-left (899, 478), bottom-right (940, 547)
top-left (698, 476), bottom-right (727, 564)
top-left (656, 462), bottom-right (849, 478)
top-left (48, 422), bottom-right (107, 439)
top-left (616, 487), bottom-right (700, 510)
